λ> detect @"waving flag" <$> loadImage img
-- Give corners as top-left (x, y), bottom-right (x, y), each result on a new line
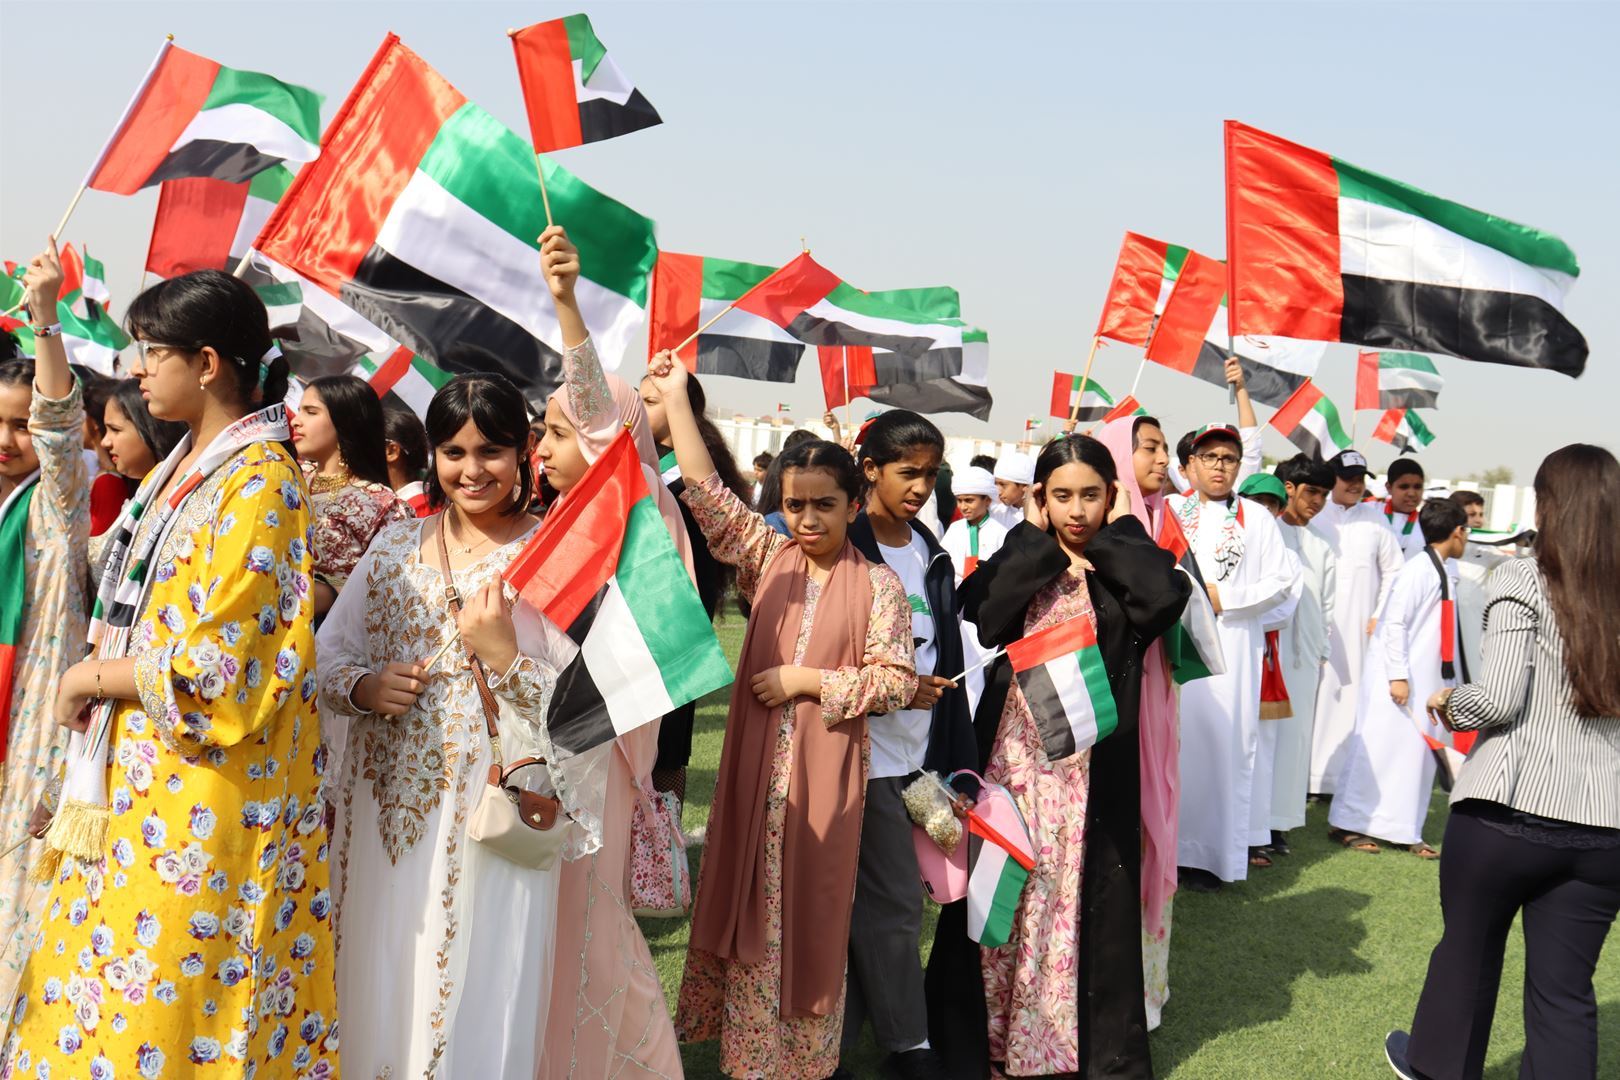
top-left (255, 35), bottom-right (657, 412)
top-left (503, 430), bottom-right (732, 753)
top-left (146, 166), bottom-right (293, 279)
top-left (1373, 407), bottom-right (1436, 453)
top-left (1050, 373), bottom-right (1120, 421)
top-left (838, 284), bottom-right (991, 420)
top-left (1154, 512), bottom-right (1226, 684)
top-left (1270, 381), bottom-right (1353, 462)
top-left (648, 252), bottom-right (806, 382)
top-left (1096, 231), bottom-right (1190, 346)
top-left (1356, 350), bottom-right (1444, 411)
top-left (510, 14), bottom-right (662, 152)
top-left (86, 39), bottom-right (319, 194)
top-left (1226, 120), bottom-right (1587, 377)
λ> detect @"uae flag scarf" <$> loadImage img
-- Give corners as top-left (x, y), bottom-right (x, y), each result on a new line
top-left (0, 472), bottom-right (40, 734)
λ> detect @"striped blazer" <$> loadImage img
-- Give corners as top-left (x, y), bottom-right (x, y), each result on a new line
top-left (1449, 557), bottom-right (1620, 829)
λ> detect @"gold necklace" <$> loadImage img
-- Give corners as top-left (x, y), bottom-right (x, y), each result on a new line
top-left (448, 508), bottom-right (511, 555)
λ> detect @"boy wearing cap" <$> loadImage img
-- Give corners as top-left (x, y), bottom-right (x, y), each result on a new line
top-left (1165, 358), bottom-right (1266, 495)
top-left (1329, 498), bottom-right (1470, 856)
top-left (940, 465), bottom-right (1006, 715)
top-left (1267, 457), bottom-right (1338, 848)
top-left (1170, 426), bottom-right (1301, 886)
top-left (1309, 449), bottom-right (1404, 795)
top-left (1383, 458), bottom-right (1429, 560)
top-left (990, 450), bottom-right (1034, 529)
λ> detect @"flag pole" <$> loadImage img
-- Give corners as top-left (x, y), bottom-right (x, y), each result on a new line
top-left (842, 347), bottom-right (853, 436)
top-left (1068, 335), bottom-right (1101, 424)
top-left (52, 189), bottom-right (87, 248)
top-left (673, 301), bottom-right (738, 355)
top-left (1221, 120), bottom-right (1239, 407)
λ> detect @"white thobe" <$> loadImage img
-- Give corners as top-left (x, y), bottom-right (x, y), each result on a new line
top-left (1270, 523), bottom-right (1336, 831)
top-left (989, 502), bottom-right (1024, 530)
top-left (1173, 494), bottom-right (1301, 881)
top-left (942, 515), bottom-right (1009, 713)
top-left (1457, 541), bottom-right (1510, 676)
top-left (1329, 552), bottom-right (1460, 845)
top-left (1309, 501), bottom-right (1403, 792)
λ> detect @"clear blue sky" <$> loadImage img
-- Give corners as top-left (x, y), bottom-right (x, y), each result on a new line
top-left (3, 1), bottom-right (1613, 482)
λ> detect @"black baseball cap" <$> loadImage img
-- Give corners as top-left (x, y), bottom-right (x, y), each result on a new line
top-left (1327, 450), bottom-right (1369, 478)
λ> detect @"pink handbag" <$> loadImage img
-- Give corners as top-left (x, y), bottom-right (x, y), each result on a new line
top-left (914, 823), bottom-right (969, 902)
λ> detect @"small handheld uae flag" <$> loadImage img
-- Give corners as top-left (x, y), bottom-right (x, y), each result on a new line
top-left (1225, 120), bottom-right (1587, 377)
top-left (58, 244), bottom-right (112, 317)
top-left (648, 252), bottom-right (807, 382)
top-left (1372, 407), bottom-right (1435, 453)
top-left (510, 14), bottom-right (662, 152)
top-left (1269, 381), bottom-right (1353, 463)
top-left (1049, 372), bottom-right (1119, 422)
top-left (1095, 231), bottom-right (1190, 347)
top-left (1154, 512), bottom-right (1226, 684)
top-left (502, 430), bottom-right (733, 753)
top-left (1356, 350), bottom-right (1444, 411)
top-left (1005, 616), bottom-right (1120, 761)
top-left (964, 783), bottom-right (1036, 948)
top-left (86, 39), bottom-right (320, 194)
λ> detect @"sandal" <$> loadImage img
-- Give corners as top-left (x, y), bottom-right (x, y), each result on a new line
top-left (1408, 843), bottom-right (1441, 860)
top-left (1248, 846), bottom-right (1274, 869)
top-left (1329, 828), bottom-right (1381, 854)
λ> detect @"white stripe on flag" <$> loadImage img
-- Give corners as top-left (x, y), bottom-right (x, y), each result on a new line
top-left (700, 296), bottom-right (800, 345)
top-left (958, 337), bottom-right (990, 386)
top-left (574, 55), bottom-right (634, 105)
top-left (169, 102), bottom-right (320, 163)
top-left (1300, 408), bottom-right (1342, 457)
top-left (1382, 366), bottom-right (1444, 393)
top-left (231, 194), bottom-right (278, 261)
top-left (1045, 653), bottom-right (1102, 750)
top-left (800, 297), bottom-right (963, 349)
top-left (580, 579), bottom-right (677, 736)
top-left (1338, 197), bottom-right (1574, 308)
top-left (965, 839), bottom-right (1009, 941)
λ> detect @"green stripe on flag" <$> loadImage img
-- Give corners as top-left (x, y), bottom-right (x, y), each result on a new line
top-left (979, 858), bottom-right (1028, 949)
top-left (248, 163), bottom-right (295, 202)
top-left (617, 497), bottom-right (732, 707)
top-left (563, 13), bottom-right (609, 82)
top-left (1380, 350), bottom-right (1439, 375)
top-left (1404, 410), bottom-right (1435, 446)
top-left (828, 282), bottom-right (961, 323)
top-left (700, 256), bottom-right (777, 302)
top-left (1332, 158), bottom-right (1579, 278)
top-left (1313, 398), bottom-right (1352, 452)
top-left (415, 103), bottom-right (656, 305)
top-left (412, 356), bottom-right (454, 389)
top-left (201, 65), bottom-right (323, 143)
top-left (1164, 244), bottom-right (1190, 282)
top-left (1075, 646), bottom-right (1118, 740)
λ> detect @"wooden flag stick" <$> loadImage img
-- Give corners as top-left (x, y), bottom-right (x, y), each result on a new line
top-left (425, 628), bottom-right (462, 674)
top-left (537, 160), bottom-right (554, 228)
top-left (673, 301), bottom-right (739, 355)
top-left (1067, 336), bottom-right (1102, 423)
top-left (1127, 353), bottom-right (1149, 400)
top-left (946, 647), bottom-right (1006, 685)
top-left (52, 187), bottom-right (88, 247)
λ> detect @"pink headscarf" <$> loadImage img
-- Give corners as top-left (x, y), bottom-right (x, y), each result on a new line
top-left (547, 374), bottom-right (694, 578)
top-left (1097, 415), bottom-right (1178, 936)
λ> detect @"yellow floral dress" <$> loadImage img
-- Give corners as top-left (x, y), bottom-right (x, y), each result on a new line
top-left (3, 441), bottom-right (340, 1080)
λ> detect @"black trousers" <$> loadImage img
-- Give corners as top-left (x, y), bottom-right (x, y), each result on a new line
top-left (1407, 803), bottom-right (1620, 1080)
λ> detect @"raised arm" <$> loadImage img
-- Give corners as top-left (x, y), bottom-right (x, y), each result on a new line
top-left (21, 239), bottom-right (72, 400)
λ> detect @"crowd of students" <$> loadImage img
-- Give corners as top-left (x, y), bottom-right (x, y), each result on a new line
top-left (0, 227), bottom-right (1616, 1080)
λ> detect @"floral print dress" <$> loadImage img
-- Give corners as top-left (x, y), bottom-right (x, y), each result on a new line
top-left (301, 463), bottom-right (410, 593)
top-left (674, 476), bottom-right (915, 1080)
top-left (981, 568), bottom-right (1097, 1077)
top-left (3, 440), bottom-right (339, 1080)
top-left (0, 383), bottom-right (88, 1009)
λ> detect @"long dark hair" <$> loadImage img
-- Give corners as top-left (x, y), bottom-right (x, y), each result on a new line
top-left (125, 270), bottom-right (290, 408)
top-left (306, 374), bottom-right (391, 487)
top-left (776, 439), bottom-right (862, 504)
top-left (383, 406), bottom-right (430, 478)
top-left (756, 428), bottom-right (819, 514)
top-left (423, 372), bottom-right (533, 516)
top-left (682, 373), bottom-right (752, 505)
top-left (1034, 434), bottom-right (1117, 538)
top-left (109, 380), bottom-right (188, 466)
top-left (1532, 444), bottom-right (1620, 717)
top-left (855, 409), bottom-right (944, 497)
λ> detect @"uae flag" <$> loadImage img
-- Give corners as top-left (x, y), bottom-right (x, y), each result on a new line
top-left (1145, 250), bottom-right (1325, 407)
top-left (86, 39), bottom-right (320, 194)
top-left (510, 14), bottom-right (661, 152)
top-left (1270, 380), bottom-right (1353, 462)
top-left (822, 284), bottom-right (993, 420)
top-left (1225, 120), bottom-right (1587, 377)
top-left (1049, 372), bottom-right (1121, 422)
top-left (59, 244), bottom-right (111, 317)
top-left (146, 165), bottom-right (293, 279)
top-left (353, 346), bottom-right (453, 419)
top-left (1356, 349), bottom-right (1444, 410)
top-left (648, 252), bottom-right (806, 382)
top-left (1154, 512), bottom-right (1226, 684)
top-left (239, 251), bottom-right (406, 381)
top-left (1095, 231), bottom-right (1190, 346)
top-left (502, 430), bottom-right (732, 753)
top-left (1372, 407), bottom-right (1436, 453)
top-left (1005, 615), bottom-right (1120, 761)
top-left (255, 35), bottom-right (658, 413)
top-left (963, 788), bottom-right (1036, 949)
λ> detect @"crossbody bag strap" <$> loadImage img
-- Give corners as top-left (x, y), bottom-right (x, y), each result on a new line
top-left (434, 515), bottom-right (508, 783)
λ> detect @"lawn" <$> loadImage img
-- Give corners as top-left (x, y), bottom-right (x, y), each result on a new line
top-left (640, 618), bottom-right (1619, 1078)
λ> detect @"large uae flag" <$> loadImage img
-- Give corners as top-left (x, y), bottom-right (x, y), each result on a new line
top-left (86, 40), bottom-right (320, 194)
top-left (647, 252), bottom-right (806, 382)
top-left (1225, 120), bottom-right (1587, 377)
top-left (255, 35), bottom-right (658, 411)
top-left (818, 283), bottom-right (992, 419)
top-left (1356, 349), bottom-right (1444, 410)
top-left (510, 13), bottom-right (662, 151)
top-left (1269, 380), bottom-right (1353, 462)
top-left (146, 166), bottom-right (293, 279)
top-left (1095, 231), bottom-right (1190, 346)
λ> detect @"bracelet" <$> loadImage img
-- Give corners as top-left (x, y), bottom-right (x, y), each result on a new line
top-left (95, 661), bottom-right (104, 700)
top-left (30, 323), bottom-right (62, 338)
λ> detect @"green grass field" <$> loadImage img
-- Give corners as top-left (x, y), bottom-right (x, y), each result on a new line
top-left (640, 619), bottom-right (1619, 1078)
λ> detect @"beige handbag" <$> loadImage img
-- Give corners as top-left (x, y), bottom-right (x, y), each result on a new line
top-left (436, 518), bottom-right (566, 870)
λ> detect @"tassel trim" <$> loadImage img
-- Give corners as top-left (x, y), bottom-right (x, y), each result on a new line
top-left (42, 798), bottom-right (108, 863)
top-left (27, 844), bottom-right (62, 885)
top-left (1259, 700), bottom-right (1294, 721)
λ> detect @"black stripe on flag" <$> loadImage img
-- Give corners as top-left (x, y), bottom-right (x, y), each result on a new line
top-left (1014, 663), bottom-right (1077, 761)
top-left (579, 90), bottom-right (662, 145)
top-left (1341, 274), bottom-right (1587, 378)
top-left (344, 247), bottom-right (566, 414)
top-left (874, 346), bottom-right (964, 382)
top-left (1381, 386), bottom-right (1440, 410)
top-left (145, 141), bottom-right (287, 188)
top-left (784, 312), bottom-right (937, 360)
top-left (695, 334), bottom-right (803, 383)
top-left (238, 263), bottom-right (377, 381)
top-left (1189, 343), bottom-right (1307, 408)
top-left (865, 377), bottom-right (993, 421)
top-left (543, 586), bottom-right (616, 755)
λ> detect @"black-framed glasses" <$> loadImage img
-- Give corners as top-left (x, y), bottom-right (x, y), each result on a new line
top-left (1194, 452), bottom-right (1241, 469)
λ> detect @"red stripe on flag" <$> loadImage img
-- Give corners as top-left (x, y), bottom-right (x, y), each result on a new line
top-left (1102, 395), bottom-right (1141, 424)
top-left (258, 34), bottom-right (466, 293)
top-left (145, 177), bottom-right (251, 278)
top-left (1224, 120), bottom-right (1343, 342)
top-left (965, 808), bottom-right (1035, 872)
top-left (1155, 510), bottom-right (1190, 563)
top-left (367, 345), bottom-right (415, 397)
top-left (1440, 599), bottom-right (1456, 666)
top-left (502, 429), bottom-right (646, 630)
top-left (1372, 407), bottom-right (1404, 445)
top-left (647, 251), bottom-right (703, 368)
top-left (0, 642), bottom-right (16, 760)
top-left (819, 346), bottom-right (848, 409)
top-left (89, 44), bottom-right (220, 195)
top-left (732, 252), bottom-right (841, 330)
top-left (846, 345), bottom-right (876, 392)
top-left (1268, 379), bottom-right (1325, 437)
top-left (1005, 614), bottom-right (1100, 673)
top-left (1355, 350), bottom-right (1380, 412)
top-left (1095, 231), bottom-right (1170, 346)
top-left (58, 244), bottom-right (85, 300)
top-left (1049, 371), bottom-right (1076, 419)
top-left (510, 19), bottom-right (585, 153)
top-left (1146, 251), bottom-right (1224, 374)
